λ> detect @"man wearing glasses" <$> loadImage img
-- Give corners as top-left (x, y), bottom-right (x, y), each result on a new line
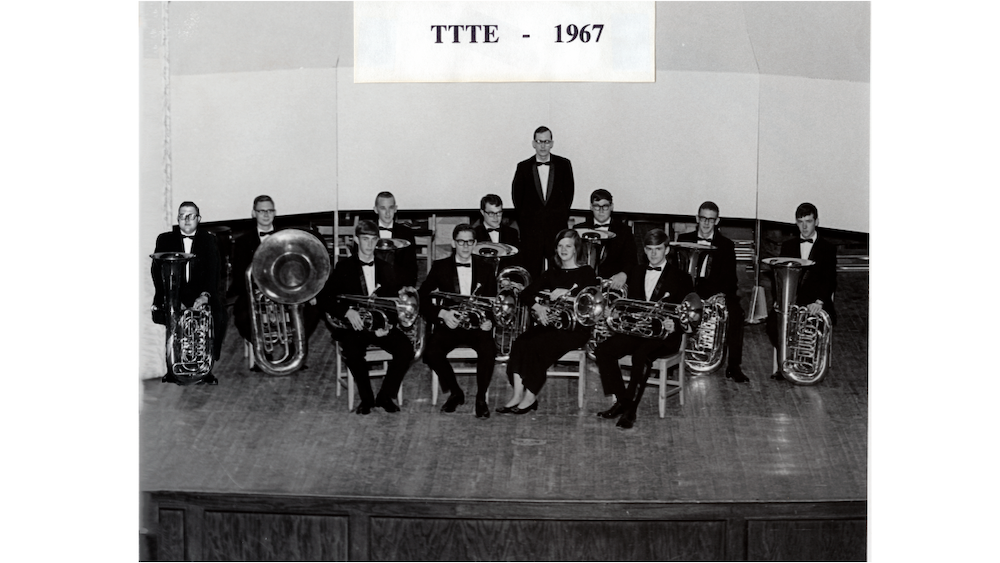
top-left (418, 224), bottom-right (498, 418)
top-left (474, 193), bottom-right (521, 270)
top-left (677, 201), bottom-right (749, 383)
top-left (574, 189), bottom-right (636, 290)
top-left (510, 126), bottom-right (575, 278)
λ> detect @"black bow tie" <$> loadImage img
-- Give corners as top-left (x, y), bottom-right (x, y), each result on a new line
top-left (594, 224), bottom-right (610, 229)
top-left (379, 226), bottom-right (393, 233)
top-left (486, 228), bottom-right (500, 233)
top-left (646, 265), bottom-right (662, 271)
top-left (456, 262), bottom-right (471, 268)
top-left (800, 237), bottom-right (815, 244)
top-left (259, 231), bottom-right (273, 237)
top-left (360, 261), bottom-right (374, 267)
top-left (181, 234), bottom-right (195, 240)
top-left (698, 237), bottom-right (712, 243)
top-left (535, 161), bottom-right (550, 166)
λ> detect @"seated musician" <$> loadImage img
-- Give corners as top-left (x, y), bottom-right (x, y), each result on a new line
top-left (766, 202), bottom-right (837, 380)
top-left (473, 193), bottom-right (521, 270)
top-left (151, 201), bottom-right (227, 385)
top-left (230, 195), bottom-right (321, 369)
top-left (319, 220), bottom-right (414, 414)
top-left (372, 191), bottom-right (418, 287)
top-left (418, 224), bottom-right (498, 418)
top-left (574, 189), bottom-right (636, 290)
top-left (676, 201), bottom-right (749, 383)
top-left (593, 228), bottom-right (693, 429)
top-left (499, 229), bottom-right (598, 414)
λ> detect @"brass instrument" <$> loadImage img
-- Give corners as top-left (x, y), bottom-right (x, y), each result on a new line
top-left (532, 284), bottom-right (580, 330)
top-left (493, 266), bottom-right (531, 361)
top-left (606, 292), bottom-right (704, 339)
top-left (763, 257), bottom-right (831, 385)
top-left (574, 279), bottom-right (628, 359)
top-left (670, 241), bottom-right (730, 374)
top-left (429, 286), bottom-right (498, 331)
top-left (329, 286), bottom-right (426, 360)
top-left (575, 227), bottom-right (616, 269)
top-left (247, 229), bottom-right (331, 376)
top-left (151, 252), bottom-right (214, 383)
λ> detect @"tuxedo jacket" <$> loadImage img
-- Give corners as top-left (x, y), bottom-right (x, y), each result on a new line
top-left (418, 255), bottom-right (498, 321)
top-left (367, 219), bottom-right (418, 287)
top-left (473, 221), bottom-right (521, 248)
top-left (575, 216), bottom-right (637, 280)
top-left (778, 234), bottom-right (837, 322)
top-left (320, 254), bottom-right (401, 321)
top-left (511, 154), bottom-right (575, 232)
top-left (676, 229), bottom-right (739, 299)
top-left (152, 227), bottom-right (222, 310)
top-left (625, 262), bottom-right (694, 305)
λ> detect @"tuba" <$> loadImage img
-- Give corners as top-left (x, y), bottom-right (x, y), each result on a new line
top-left (247, 229), bottom-right (331, 376)
top-left (151, 252), bottom-right (214, 383)
top-left (763, 257), bottom-right (832, 385)
top-left (606, 292), bottom-right (704, 339)
top-left (671, 241), bottom-right (730, 374)
top-left (493, 266), bottom-right (532, 361)
top-left (329, 286), bottom-right (426, 360)
top-left (574, 279), bottom-right (628, 359)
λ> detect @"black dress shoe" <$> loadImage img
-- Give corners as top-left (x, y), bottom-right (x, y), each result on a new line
top-left (250, 364), bottom-right (261, 373)
top-left (355, 401), bottom-right (373, 415)
top-left (375, 397), bottom-right (400, 413)
top-left (726, 367), bottom-right (750, 383)
top-left (495, 405), bottom-right (515, 414)
top-left (161, 373), bottom-right (178, 384)
top-left (770, 371), bottom-right (787, 381)
top-left (441, 393), bottom-right (465, 413)
top-left (197, 374), bottom-right (219, 386)
top-left (616, 410), bottom-right (636, 429)
top-left (510, 401), bottom-right (538, 415)
top-left (597, 401), bottom-right (628, 419)
top-left (475, 399), bottom-right (490, 419)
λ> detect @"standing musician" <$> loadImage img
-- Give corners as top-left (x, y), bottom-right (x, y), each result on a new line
top-left (151, 201), bottom-right (227, 385)
top-left (473, 193), bottom-right (521, 271)
top-left (372, 191), bottom-right (418, 287)
top-left (511, 126), bottom-right (575, 279)
top-left (593, 229), bottom-right (693, 429)
top-left (230, 195), bottom-right (321, 367)
top-left (418, 224), bottom-right (498, 418)
top-left (499, 229), bottom-right (597, 415)
top-left (574, 188), bottom-right (636, 290)
top-left (766, 202), bottom-right (837, 381)
top-left (319, 220), bottom-right (414, 414)
top-left (676, 201), bottom-right (749, 383)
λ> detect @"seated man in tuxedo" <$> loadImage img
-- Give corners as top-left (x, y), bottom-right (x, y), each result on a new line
top-left (574, 189), bottom-right (636, 290)
top-left (320, 220), bottom-right (414, 414)
top-left (151, 201), bottom-right (227, 385)
top-left (418, 224), bottom-right (498, 418)
top-left (230, 195), bottom-right (320, 369)
top-left (766, 202), bottom-right (838, 381)
top-left (473, 193), bottom-right (521, 271)
top-left (592, 229), bottom-right (693, 429)
top-left (373, 191), bottom-right (418, 287)
top-left (676, 201), bottom-right (749, 383)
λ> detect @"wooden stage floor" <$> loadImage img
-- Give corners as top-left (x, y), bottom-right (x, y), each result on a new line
top-left (140, 273), bottom-right (867, 559)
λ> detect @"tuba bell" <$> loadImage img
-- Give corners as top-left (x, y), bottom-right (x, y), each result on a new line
top-left (151, 252), bottom-right (214, 383)
top-left (606, 292), bottom-right (704, 339)
top-left (670, 241), bottom-right (730, 374)
top-left (329, 286), bottom-right (426, 360)
top-left (763, 257), bottom-right (831, 385)
top-left (493, 266), bottom-right (532, 361)
top-left (573, 279), bottom-right (628, 359)
top-left (532, 284), bottom-right (579, 330)
top-left (248, 229), bottom-right (331, 376)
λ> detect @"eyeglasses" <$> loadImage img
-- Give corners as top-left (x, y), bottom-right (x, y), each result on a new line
top-left (483, 210), bottom-right (502, 217)
top-left (178, 214), bottom-right (199, 221)
top-left (534, 140), bottom-right (553, 145)
top-left (697, 215), bottom-right (717, 223)
top-left (591, 204), bottom-right (611, 211)
top-left (455, 239), bottom-right (477, 247)
top-left (255, 209), bottom-right (276, 214)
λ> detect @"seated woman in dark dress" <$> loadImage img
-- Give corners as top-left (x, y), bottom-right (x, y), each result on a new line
top-left (498, 229), bottom-right (598, 414)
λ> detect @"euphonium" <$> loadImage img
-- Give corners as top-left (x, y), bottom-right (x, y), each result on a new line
top-left (531, 284), bottom-right (579, 330)
top-left (764, 257), bottom-right (832, 385)
top-left (606, 292), bottom-right (704, 339)
top-left (671, 241), bottom-right (730, 374)
top-left (330, 286), bottom-right (426, 360)
top-left (493, 266), bottom-right (531, 361)
top-left (151, 252), bottom-right (214, 383)
top-left (430, 286), bottom-right (498, 330)
top-left (247, 229), bottom-right (331, 376)
top-left (574, 279), bottom-right (628, 359)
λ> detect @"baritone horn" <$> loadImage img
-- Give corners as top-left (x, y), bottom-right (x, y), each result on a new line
top-left (532, 284), bottom-right (580, 330)
top-left (151, 252), bottom-right (214, 383)
top-left (248, 229), bottom-right (331, 376)
top-left (573, 279), bottom-right (628, 359)
top-left (430, 285), bottom-right (498, 331)
top-left (670, 241), bottom-right (730, 374)
top-left (606, 292), bottom-right (704, 339)
top-left (763, 257), bottom-right (831, 385)
top-left (493, 266), bottom-right (531, 361)
top-left (328, 286), bottom-right (426, 360)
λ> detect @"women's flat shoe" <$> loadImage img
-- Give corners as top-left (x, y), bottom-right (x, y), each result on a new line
top-left (495, 405), bottom-right (516, 414)
top-left (510, 401), bottom-right (538, 415)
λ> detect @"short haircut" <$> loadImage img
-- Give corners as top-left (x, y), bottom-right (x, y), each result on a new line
top-left (253, 195), bottom-right (274, 209)
top-left (178, 201), bottom-right (200, 216)
top-left (374, 191), bottom-right (396, 205)
top-left (534, 126), bottom-right (552, 140)
top-left (590, 189), bottom-right (613, 203)
top-left (643, 228), bottom-right (669, 246)
top-left (553, 228), bottom-right (585, 266)
top-left (452, 223), bottom-right (476, 241)
top-left (795, 202), bottom-right (818, 220)
top-left (356, 219), bottom-right (379, 237)
top-left (480, 193), bottom-right (503, 211)
top-left (698, 201), bottom-right (719, 215)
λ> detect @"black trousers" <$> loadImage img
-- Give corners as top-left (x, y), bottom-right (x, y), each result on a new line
top-left (332, 327), bottom-right (414, 405)
top-left (593, 332), bottom-right (682, 402)
top-left (422, 323), bottom-right (496, 400)
top-left (723, 293), bottom-right (744, 368)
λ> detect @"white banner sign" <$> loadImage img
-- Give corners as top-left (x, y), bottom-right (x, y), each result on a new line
top-left (354, 1), bottom-right (655, 83)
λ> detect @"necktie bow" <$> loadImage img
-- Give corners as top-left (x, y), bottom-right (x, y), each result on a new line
top-left (259, 231), bottom-right (272, 237)
top-left (800, 237), bottom-right (815, 244)
top-left (456, 262), bottom-right (471, 268)
top-left (594, 224), bottom-right (610, 230)
top-left (646, 265), bottom-right (662, 271)
top-left (698, 237), bottom-right (712, 243)
top-left (535, 161), bottom-right (550, 167)
top-left (360, 261), bottom-right (374, 267)
top-left (181, 235), bottom-right (195, 240)
top-left (486, 228), bottom-right (500, 233)
top-left (379, 226), bottom-right (393, 233)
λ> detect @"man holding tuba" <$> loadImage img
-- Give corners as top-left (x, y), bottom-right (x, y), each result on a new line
top-left (418, 224), bottom-right (498, 418)
top-left (592, 229), bottom-right (693, 429)
top-left (151, 201), bottom-right (227, 385)
top-left (574, 189), bottom-right (636, 290)
top-left (319, 220), bottom-right (414, 414)
top-left (676, 201), bottom-right (749, 383)
top-left (372, 191), bottom-right (419, 287)
top-left (766, 202), bottom-right (837, 381)
top-left (473, 193), bottom-right (521, 270)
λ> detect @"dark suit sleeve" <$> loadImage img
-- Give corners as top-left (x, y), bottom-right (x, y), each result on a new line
top-left (198, 234), bottom-right (222, 301)
top-left (813, 240), bottom-right (838, 306)
top-left (395, 223), bottom-right (418, 287)
top-left (418, 261), bottom-right (444, 320)
top-left (511, 161), bottom-right (528, 211)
